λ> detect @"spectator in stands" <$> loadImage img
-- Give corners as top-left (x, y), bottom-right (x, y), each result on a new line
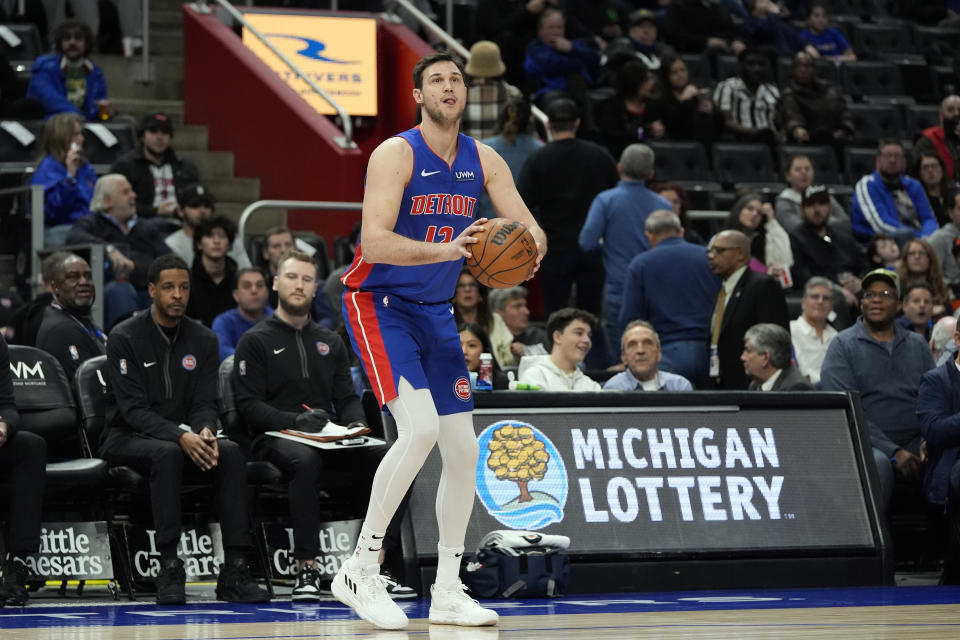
top-left (775, 154), bottom-right (850, 233)
top-left (518, 98), bottom-right (618, 317)
top-left (707, 230), bottom-right (790, 389)
top-left (518, 307), bottom-right (601, 390)
top-left (897, 282), bottom-right (936, 340)
top-left (261, 226), bottom-right (337, 330)
top-left (714, 47), bottom-right (781, 144)
top-left (867, 233), bottom-right (900, 270)
top-left (660, 0), bottom-right (745, 54)
top-left (897, 238), bottom-right (951, 315)
top-left (821, 269), bottom-right (934, 509)
top-left (579, 144), bottom-right (671, 358)
top-left (6, 252), bottom-right (66, 347)
top-left (780, 51), bottom-right (853, 146)
top-left (234, 250), bottom-right (411, 601)
top-left (604, 320), bottom-right (693, 391)
top-left (36, 252), bottom-right (105, 381)
top-left (164, 184), bottom-right (251, 269)
top-left (800, 3), bottom-right (856, 62)
top-left (741, 0), bottom-right (819, 57)
top-left (102, 254), bottom-right (269, 605)
top-left (650, 183), bottom-right (706, 245)
top-left (26, 19), bottom-right (113, 121)
top-left (592, 61), bottom-right (663, 158)
top-left (911, 152), bottom-right (953, 227)
top-left (0, 337), bottom-right (46, 607)
top-left (651, 55), bottom-right (716, 143)
top-left (742, 322), bottom-right (813, 390)
top-left (325, 221), bottom-right (361, 316)
top-left (790, 276), bottom-right (837, 385)
top-left (725, 193), bottom-right (794, 281)
top-left (523, 8), bottom-right (599, 107)
top-left (564, 0), bottom-right (625, 43)
top-left (30, 113), bottom-right (97, 247)
top-left (66, 174), bottom-right (171, 329)
top-left (619, 210), bottom-right (720, 389)
top-left (916, 323), bottom-right (960, 584)
top-left (461, 41), bottom-right (522, 141)
top-left (789, 185), bottom-right (865, 295)
top-left (459, 322), bottom-right (510, 390)
top-left (452, 269), bottom-right (510, 364)
top-left (914, 94), bottom-right (960, 183)
top-left (110, 113), bottom-right (201, 221)
top-left (928, 188), bottom-right (960, 296)
top-left (931, 316), bottom-right (958, 366)
top-left (474, 0), bottom-right (553, 89)
top-left (212, 267), bottom-right (273, 363)
top-left (852, 139), bottom-right (938, 243)
top-left (487, 286), bottom-right (549, 367)
top-left (185, 215), bottom-right (239, 327)
top-left (626, 9), bottom-right (676, 71)
top-left (478, 96), bottom-right (543, 220)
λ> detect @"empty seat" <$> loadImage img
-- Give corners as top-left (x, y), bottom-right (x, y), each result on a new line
top-left (648, 140), bottom-right (712, 182)
top-left (680, 53), bottom-right (713, 89)
top-left (853, 23), bottom-right (914, 55)
top-left (714, 55), bottom-right (740, 82)
top-left (0, 23), bottom-right (43, 75)
top-left (846, 103), bottom-right (906, 145)
top-left (781, 145), bottom-right (842, 185)
top-left (83, 122), bottom-right (137, 169)
top-left (0, 120), bottom-right (44, 169)
top-left (907, 104), bottom-right (941, 138)
top-left (843, 146), bottom-right (878, 183)
top-left (842, 61), bottom-right (904, 99)
top-left (711, 143), bottom-right (778, 186)
top-left (913, 26), bottom-right (960, 57)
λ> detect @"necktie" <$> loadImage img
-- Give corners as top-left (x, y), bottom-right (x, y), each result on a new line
top-left (711, 286), bottom-right (727, 346)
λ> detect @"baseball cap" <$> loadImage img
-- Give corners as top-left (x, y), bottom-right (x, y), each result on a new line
top-left (861, 268), bottom-right (899, 296)
top-left (802, 184), bottom-right (830, 206)
top-left (178, 183), bottom-right (215, 209)
top-left (629, 9), bottom-right (657, 27)
top-left (138, 112), bottom-right (174, 136)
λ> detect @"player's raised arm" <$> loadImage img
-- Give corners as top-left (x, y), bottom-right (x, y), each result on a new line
top-left (477, 142), bottom-right (548, 256)
top-left (360, 138), bottom-right (485, 266)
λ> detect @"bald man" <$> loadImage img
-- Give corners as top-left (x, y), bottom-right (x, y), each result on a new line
top-left (706, 230), bottom-right (789, 389)
top-left (915, 94), bottom-right (960, 182)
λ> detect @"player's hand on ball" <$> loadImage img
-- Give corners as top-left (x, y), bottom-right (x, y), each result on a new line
top-left (447, 218), bottom-right (488, 260)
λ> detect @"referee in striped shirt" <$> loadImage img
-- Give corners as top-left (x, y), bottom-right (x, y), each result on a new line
top-left (714, 47), bottom-right (781, 144)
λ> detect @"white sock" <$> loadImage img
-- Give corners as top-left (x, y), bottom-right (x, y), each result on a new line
top-left (354, 522), bottom-right (385, 568)
top-left (435, 544), bottom-right (464, 588)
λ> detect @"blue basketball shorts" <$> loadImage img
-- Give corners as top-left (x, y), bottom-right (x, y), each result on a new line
top-left (342, 289), bottom-right (473, 415)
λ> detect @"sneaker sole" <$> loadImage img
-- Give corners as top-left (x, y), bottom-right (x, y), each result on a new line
top-left (388, 591), bottom-right (418, 600)
top-left (292, 592), bottom-right (321, 602)
top-left (428, 608), bottom-right (499, 626)
top-left (332, 573), bottom-right (409, 630)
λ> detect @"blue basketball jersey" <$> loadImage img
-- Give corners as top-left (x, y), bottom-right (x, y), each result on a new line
top-left (342, 127), bottom-right (485, 303)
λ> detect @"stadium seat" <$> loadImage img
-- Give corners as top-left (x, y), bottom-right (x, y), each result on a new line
top-left (680, 53), bottom-right (713, 88)
top-left (852, 23), bottom-right (914, 56)
top-left (906, 105), bottom-right (941, 139)
top-left (648, 140), bottom-right (713, 182)
top-left (711, 143), bottom-right (779, 187)
top-left (333, 235), bottom-right (353, 267)
top-left (673, 181), bottom-right (723, 210)
top-left (714, 55), bottom-right (739, 82)
top-left (846, 103), bottom-right (906, 145)
top-left (913, 26), bottom-right (960, 58)
top-left (83, 122), bottom-right (137, 170)
top-left (781, 145), bottom-right (843, 186)
top-left (0, 23), bottom-right (43, 77)
top-left (0, 120), bottom-right (44, 170)
top-left (9, 345), bottom-right (84, 457)
top-left (777, 57), bottom-right (840, 86)
top-left (843, 146), bottom-right (878, 184)
top-left (842, 61), bottom-right (905, 99)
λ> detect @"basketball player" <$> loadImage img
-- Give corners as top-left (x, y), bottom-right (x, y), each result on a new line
top-left (332, 52), bottom-right (547, 630)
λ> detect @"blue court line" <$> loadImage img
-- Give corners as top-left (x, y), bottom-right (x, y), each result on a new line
top-left (2, 586), bottom-right (959, 630)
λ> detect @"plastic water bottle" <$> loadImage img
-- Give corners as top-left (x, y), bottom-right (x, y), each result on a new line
top-left (477, 353), bottom-right (493, 391)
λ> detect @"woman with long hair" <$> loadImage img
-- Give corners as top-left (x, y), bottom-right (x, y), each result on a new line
top-left (897, 238), bottom-right (951, 314)
top-left (911, 152), bottom-right (953, 228)
top-left (650, 182), bottom-right (705, 245)
top-left (724, 192), bottom-right (794, 282)
top-left (458, 322), bottom-right (510, 390)
top-left (477, 96), bottom-right (543, 219)
top-left (452, 268), bottom-right (494, 333)
top-left (650, 55), bottom-right (715, 142)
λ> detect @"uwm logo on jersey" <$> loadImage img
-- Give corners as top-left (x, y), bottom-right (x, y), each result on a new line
top-left (409, 193), bottom-right (477, 218)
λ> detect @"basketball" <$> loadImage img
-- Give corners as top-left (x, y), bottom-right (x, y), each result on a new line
top-left (466, 218), bottom-right (538, 288)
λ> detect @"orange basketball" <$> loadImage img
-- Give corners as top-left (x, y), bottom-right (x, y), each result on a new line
top-left (466, 218), bottom-right (538, 288)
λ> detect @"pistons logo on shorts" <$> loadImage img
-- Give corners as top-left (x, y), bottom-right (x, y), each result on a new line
top-left (316, 341), bottom-right (330, 356)
top-left (182, 354), bottom-right (197, 371)
top-left (454, 376), bottom-right (471, 401)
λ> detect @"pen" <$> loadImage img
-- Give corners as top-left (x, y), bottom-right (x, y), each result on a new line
top-left (302, 403), bottom-right (312, 411)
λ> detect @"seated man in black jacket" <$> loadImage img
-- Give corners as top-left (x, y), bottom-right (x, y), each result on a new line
top-left (101, 254), bottom-right (268, 605)
top-left (185, 215), bottom-right (238, 327)
top-left (233, 250), bottom-right (413, 601)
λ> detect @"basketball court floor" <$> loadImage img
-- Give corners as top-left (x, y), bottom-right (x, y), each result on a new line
top-left (2, 582), bottom-right (959, 639)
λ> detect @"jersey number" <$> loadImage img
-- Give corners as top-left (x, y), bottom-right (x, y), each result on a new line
top-left (425, 225), bottom-right (454, 243)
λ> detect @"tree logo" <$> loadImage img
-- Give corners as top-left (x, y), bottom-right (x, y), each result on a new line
top-left (475, 420), bottom-right (567, 530)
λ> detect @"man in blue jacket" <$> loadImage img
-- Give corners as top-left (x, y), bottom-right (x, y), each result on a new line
top-left (851, 139), bottom-right (937, 243)
top-left (916, 328), bottom-right (960, 583)
top-left (523, 8), bottom-right (598, 103)
top-left (26, 19), bottom-right (112, 121)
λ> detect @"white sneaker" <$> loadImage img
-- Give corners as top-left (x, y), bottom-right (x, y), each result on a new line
top-left (332, 558), bottom-right (409, 630)
top-left (429, 581), bottom-right (498, 626)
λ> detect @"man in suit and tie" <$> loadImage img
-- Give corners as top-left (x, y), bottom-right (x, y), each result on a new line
top-left (742, 323), bottom-right (813, 391)
top-left (707, 230), bottom-right (789, 389)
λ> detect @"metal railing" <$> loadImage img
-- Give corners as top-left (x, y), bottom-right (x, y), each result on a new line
top-left (237, 200), bottom-right (363, 261)
top-left (191, 0), bottom-right (357, 148)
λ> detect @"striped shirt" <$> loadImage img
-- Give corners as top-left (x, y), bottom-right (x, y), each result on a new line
top-left (713, 77), bottom-right (780, 131)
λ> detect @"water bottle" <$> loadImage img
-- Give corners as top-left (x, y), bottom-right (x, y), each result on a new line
top-left (477, 353), bottom-right (494, 391)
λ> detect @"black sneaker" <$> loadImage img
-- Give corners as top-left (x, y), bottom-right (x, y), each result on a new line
top-left (216, 557), bottom-right (270, 603)
top-left (291, 564), bottom-right (322, 601)
top-left (155, 558), bottom-right (186, 605)
top-left (381, 570), bottom-right (417, 599)
top-left (0, 558), bottom-right (30, 606)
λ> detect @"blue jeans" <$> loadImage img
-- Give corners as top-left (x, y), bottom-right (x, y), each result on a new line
top-left (660, 339), bottom-right (708, 389)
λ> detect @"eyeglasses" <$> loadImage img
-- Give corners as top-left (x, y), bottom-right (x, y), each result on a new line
top-left (862, 290), bottom-right (897, 300)
top-left (707, 246), bottom-right (737, 255)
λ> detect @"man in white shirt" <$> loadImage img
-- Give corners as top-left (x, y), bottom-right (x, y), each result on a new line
top-left (790, 276), bottom-right (838, 384)
top-left (518, 307), bottom-right (601, 391)
top-left (742, 323), bottom-right (813, 391)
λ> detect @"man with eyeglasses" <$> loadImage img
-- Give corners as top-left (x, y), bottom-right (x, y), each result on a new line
top-left (852, 139), bottom-right (937, 244)
top-left (821, 269), bottom-right (934, 510)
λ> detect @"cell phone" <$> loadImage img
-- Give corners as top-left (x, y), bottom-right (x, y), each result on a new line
top-left (70, 142), bottom-right (80, 152)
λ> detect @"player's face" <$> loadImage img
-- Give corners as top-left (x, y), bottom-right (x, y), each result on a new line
top-left (414, 61), bottom-right (466, 126)
top-left (234, 271), bottom-right (268, 313)
top-left (553, 319), bottom-right (592, 366)
top-left (274, 257), bottom-right (316, 316)
top-left (149, 268), bottom-right (190, 323)
top-left (621, 325), bottom-right (660, 382)
top-left (459, 329), bottom-right (483, 372)
top-left (53, 256), bottom-right (95, 313)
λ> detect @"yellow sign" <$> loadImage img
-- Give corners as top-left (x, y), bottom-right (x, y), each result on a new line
top-left (242, 14), bottom-right (378, 116)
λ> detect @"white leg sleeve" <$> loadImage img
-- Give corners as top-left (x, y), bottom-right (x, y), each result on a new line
top-left (363, 378), bottom-right (439, 533)
top-left (435, 411), bottom-right (479, 548)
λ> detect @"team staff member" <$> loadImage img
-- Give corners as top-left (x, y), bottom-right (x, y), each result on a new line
top-left (36, 252), bottom-right (106, 382)
top-left (234, 249), bottom-right (412, 601)
top-left (0, 338), bottom-right (46, 607)
top-left (333, 52), bottom-right (546, 630)
top-left (101, 254), bottom-right (269, 606)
